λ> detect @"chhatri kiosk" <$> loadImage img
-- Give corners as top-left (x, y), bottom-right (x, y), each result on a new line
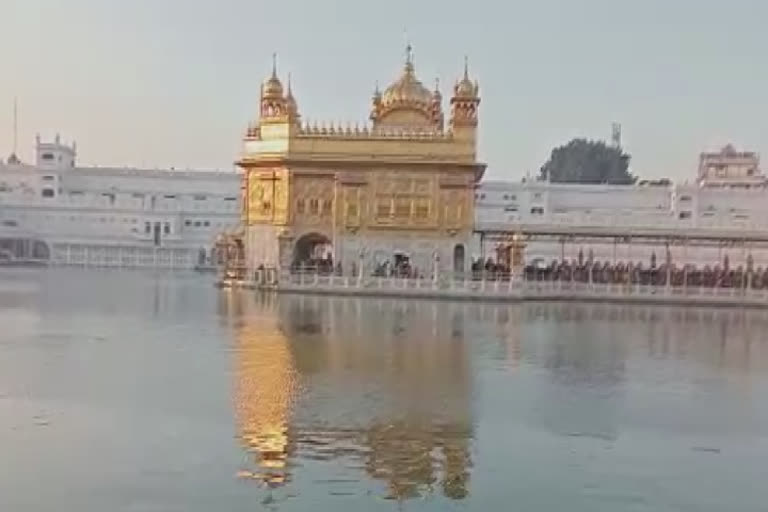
top-left (236, 46), bottom-right (485, 279)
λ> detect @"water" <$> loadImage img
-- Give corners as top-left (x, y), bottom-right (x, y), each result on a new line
top-left (1, 269), bottom-right (767, 511)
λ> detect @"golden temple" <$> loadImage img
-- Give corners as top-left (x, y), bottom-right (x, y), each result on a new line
top-left (236, 46), bottom-right (485, 276)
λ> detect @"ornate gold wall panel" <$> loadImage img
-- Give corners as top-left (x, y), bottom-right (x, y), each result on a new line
top-left (367, 172), bottom-right (440, 230)
top-left (290, 174), bottom-right (335, 229)
top-left (246, 169), bottom-right (289, 225)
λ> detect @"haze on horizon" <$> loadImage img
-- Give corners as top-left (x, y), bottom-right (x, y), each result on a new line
top-left (1, 0), bottom-right (766, 181)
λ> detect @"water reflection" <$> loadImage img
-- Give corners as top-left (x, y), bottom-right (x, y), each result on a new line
top-left (223, 293), bottom-right (474, 501)
top-left (233, 305), bottom-right (299, 487)
top-left (220, 292), bottom-right (768, 505)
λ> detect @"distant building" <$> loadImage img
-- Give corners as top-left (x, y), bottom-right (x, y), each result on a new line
top-left (0, 136), bottom-right (240, 267)
top-left (698, 144), bottom-right (764, 188)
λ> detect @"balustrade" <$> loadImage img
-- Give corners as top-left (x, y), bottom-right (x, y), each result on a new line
top-left (267, 264), bottom-right (768, 305)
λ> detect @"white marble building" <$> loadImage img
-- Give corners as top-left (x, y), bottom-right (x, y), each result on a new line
top-left (474, 146), bottom-right (768, 268)
top-left (0, 136), bottom-right (241, 268)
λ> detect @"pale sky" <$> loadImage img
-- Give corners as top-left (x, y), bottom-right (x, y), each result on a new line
top-left (2, 0), bottom-right (766, 180)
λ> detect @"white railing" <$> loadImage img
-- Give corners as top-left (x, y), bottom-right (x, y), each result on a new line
top-left (272, 271), bottom-right (768, 305)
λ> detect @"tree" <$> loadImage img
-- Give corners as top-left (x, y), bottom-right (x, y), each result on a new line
top-left (539, 138), bottom-right (635, 185)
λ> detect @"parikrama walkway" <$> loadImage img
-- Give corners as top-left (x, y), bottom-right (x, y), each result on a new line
top-left (219, 273), bottom-right (768, 309)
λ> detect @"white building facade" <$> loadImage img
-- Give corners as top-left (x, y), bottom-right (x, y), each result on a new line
top-left (5, 134), bottom-right (768, 272)
top-left (475, 146), bottom-right (768, 269)
top-left (0, 136), bottom-right (241, 268)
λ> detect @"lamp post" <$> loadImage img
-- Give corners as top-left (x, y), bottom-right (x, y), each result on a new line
top-left (357, 247), bottom-right (365, 286)
top-left (432, 250), bottom-right (440, 285)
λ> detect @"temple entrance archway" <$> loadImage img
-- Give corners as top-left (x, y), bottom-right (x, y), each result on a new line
top-left (453, 244), bottom-right (466, 274)
top-left (293, 233), bottom-right (333, 271)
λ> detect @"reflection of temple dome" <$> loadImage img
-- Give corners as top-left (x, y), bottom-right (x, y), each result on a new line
top-left (228, 296), bottom-right (475, 500)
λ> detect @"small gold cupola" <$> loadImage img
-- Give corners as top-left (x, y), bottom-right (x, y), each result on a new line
top-left (260, 54), bottom-right (288, 122)
top-left (450, 56), bottom-right (480, 135)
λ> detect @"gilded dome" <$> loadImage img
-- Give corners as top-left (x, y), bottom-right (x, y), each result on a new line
top-left (380, 44), bottom-right (433, 108)
top-left (381, 62), bottom-right (433, 107)
top-left (454, 77), bottom-right (475, 98)
top-left (263, 74), bottom-right (284, 99)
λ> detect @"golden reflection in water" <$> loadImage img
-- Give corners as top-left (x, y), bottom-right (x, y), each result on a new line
top-left (279, 296), bottom-right (474, 501)
top-left (231, 293), bottom-right (299, 488)
top-left (224, 293), bottom-right (474, 501)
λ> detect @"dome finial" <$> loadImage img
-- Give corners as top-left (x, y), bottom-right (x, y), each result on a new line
top-left (402, 28), bottom-right (413, 67)
top-left (287, 72), bottom-right (293, 96)
top-left (403, 31), bottom-right (414, 73)
top-left (262, 54), bottom-right (284, 99)
top-left (271, 52), bottom-right (278, 78)
top-left (454, 56), bottom-right (476, 98)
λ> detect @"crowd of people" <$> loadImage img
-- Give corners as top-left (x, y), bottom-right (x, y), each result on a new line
top-left (285, 249), bottom-right (768, 290)
top-left (372, 259), bottom-right (422, 279)
top-left (292, 255), bottom-right (424, 279)
top-left (471, 255), bottom-right (768, 290)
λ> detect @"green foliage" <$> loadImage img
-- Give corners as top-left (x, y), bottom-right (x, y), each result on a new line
top-left (539, 138), bottom-right (635, 184)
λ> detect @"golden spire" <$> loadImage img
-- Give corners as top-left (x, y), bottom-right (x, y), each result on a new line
top-left (262, 52), bottom-right (284, 99)
top-left (271, 52), bottom-right (278, 79)
top-left (405, 42), bottom-right (414, 72)
top-left (402, 27), bottom-right (413, 70)
top-left (454, 55), bottom-right (477, 98)
top-left (285, 72), bottom-right (300, 124)
top-left (286, 72), bottom-right (294, 98)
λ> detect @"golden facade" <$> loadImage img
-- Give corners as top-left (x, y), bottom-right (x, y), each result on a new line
top-left (237, 48), bottom-right (485, 274)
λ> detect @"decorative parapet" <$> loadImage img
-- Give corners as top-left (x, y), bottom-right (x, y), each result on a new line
top-left (296, 121), bottom-right (452, 141)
